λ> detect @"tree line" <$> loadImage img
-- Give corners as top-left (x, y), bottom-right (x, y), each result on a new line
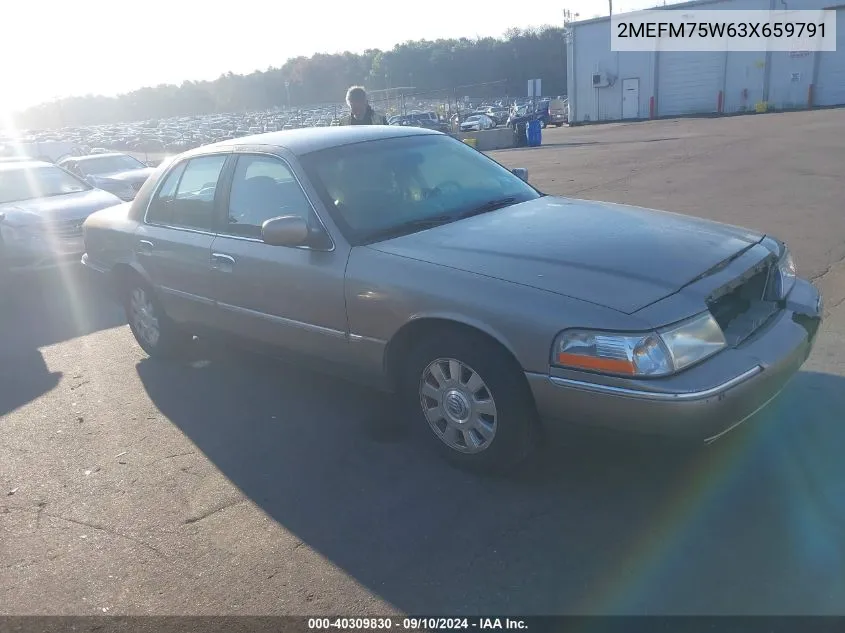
top-left (17, 26), bottom-right (567, 129)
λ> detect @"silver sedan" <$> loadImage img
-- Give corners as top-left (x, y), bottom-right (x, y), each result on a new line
top-left (1, 161), bottom-right (122, 275)
top-left (81, 126), bottom-right (823, 471)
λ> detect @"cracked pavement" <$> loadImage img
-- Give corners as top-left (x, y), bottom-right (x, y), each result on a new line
top-left (2, 110), bottom-right (845, 616)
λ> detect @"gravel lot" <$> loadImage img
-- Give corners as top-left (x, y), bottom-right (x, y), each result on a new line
top-left (3, 109), bottom-right (845, 616)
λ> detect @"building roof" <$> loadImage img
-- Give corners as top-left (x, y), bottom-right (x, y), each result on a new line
top-left (571, 0), bottom-right (735, 28)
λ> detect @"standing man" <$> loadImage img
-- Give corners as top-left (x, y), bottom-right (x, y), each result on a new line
top-left (339, 86), bottom-right (389, 126)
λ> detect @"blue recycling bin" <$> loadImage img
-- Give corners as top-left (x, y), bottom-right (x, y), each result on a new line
top-left (527, 119), bottom-right (542, 147)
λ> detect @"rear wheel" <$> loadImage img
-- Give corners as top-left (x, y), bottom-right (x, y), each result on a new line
top-left (401, 330), bottom-right (539, 473)
top-left (124, 277), bottom-right (192, 358)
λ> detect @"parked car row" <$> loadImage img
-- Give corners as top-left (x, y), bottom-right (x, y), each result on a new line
top-left (10, 95), bottom-right (569, 165)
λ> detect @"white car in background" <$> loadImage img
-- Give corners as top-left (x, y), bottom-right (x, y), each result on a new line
top-left (460, 114), bottom-right (495, 132)
top-left (58, 153), bottom-right (155, 202)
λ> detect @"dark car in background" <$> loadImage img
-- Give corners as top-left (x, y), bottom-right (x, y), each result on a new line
top-left (547, 98), bottom-right (568, 127)
top-left (58, 153), bottom-right (155, 202)
top-left (1, 161), bottom-right (122, 275)
top-left (390, 113), bottom-right (450, 133)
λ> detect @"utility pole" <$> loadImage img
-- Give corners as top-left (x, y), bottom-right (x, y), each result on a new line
top-left (284, 80), bottom-right (291, 110)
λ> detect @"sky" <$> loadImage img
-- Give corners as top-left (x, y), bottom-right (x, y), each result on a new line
top-left (1, 0), bottom-right (662, 113)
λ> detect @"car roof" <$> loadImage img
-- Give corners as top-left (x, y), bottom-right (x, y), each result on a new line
top-left (64, 152), bottom-right (130, 163)
top-left (200, 125), bottom-right (442, 157)
top-left (0, 160), bottom-right (55, 172)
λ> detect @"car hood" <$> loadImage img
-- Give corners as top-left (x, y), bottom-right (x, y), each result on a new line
top-left (0, 188), bottom-right (124, 226)
top-left (93, 168), bottom-right (155, 184)
top-left (368, 196), bottom-right (763, 314)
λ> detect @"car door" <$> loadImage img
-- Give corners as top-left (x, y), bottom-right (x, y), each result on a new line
top-left (209, 152), bottom-right (350, 360)
top-left (134, 153), bottom-right (229, 327)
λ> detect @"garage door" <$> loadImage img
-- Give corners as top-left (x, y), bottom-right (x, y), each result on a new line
top-left (657, 52), bottom-right (725, 116)
top-left (814, 9), bottom-right (845, 107)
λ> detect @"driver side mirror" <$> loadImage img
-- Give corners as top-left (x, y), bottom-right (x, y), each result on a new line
top-left (512, 168), bottom-right (529, 183)
top-left (261, 214), bottom-right (310, 247)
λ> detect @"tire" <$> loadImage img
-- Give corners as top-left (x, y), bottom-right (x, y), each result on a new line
top-left (401, 329), bottom-right (540, 473)
top-left (123, 276), bottom-right (192, 359)
top-left (555, 123), bottom-right (564, 128)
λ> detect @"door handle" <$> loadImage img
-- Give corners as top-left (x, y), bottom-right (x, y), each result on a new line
top-left (138, 239), bottom-right (154, 253)
top-left (211, 253), bottom-right (236, 271)
top-left (211, 253), bottom-right (235, 264)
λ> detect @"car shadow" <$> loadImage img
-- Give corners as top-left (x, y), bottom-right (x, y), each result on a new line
top-left (0, 264), bottom-right (126, 415)
top-left (1, 265), bottom-right (125, 351)
top-left (136, 346), bottom-right (845, 615)
top-left (0, 349), bottom-right (62, 418)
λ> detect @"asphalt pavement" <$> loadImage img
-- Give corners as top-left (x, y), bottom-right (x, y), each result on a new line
top-left (2, 109), bottom-right (845, 616)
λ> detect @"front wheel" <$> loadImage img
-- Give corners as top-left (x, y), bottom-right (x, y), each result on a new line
top-left (402, 330), bottom-right (539, 472)
top-left (124, 278), bottom-right (192, 359)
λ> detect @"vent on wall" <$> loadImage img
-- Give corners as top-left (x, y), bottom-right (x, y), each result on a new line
top-left (592, 72), bottom-right (612, 88)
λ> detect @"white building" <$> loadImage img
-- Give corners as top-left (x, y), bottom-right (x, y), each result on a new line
top-left (566, 0), bottom-right (845, 124)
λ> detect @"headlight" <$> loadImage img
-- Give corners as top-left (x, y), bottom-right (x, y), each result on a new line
top-left (0, 223), bottom-right (36, 243)
top-left (771, 250), bottom-right (796, 300)
top-left (552, 312), bottom-right (726, 378)
top-left (761, 236), bottom-right (797, 300)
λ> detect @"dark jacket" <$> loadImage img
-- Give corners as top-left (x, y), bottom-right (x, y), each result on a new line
top-left (339, 105), bottom-right (388, 126)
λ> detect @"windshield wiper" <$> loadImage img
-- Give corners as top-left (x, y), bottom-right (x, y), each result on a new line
top-left (365, 215), bottom-right (454, 243)
top-left (456, 197), bottom-right (517, 220)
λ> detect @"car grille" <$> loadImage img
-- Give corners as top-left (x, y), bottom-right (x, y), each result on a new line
top-left (131, 181), bottom-right (144, 191)
top-left (707, 259), bottom-right (779, 346)
top-left (30, 218), bottom-right (85, 239)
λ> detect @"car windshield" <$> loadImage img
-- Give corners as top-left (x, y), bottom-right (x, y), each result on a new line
top-left (77, 154), bottom-right (146, 175)
top-left (300, 134), bottom-right (540, 245)
top-left (0, 165), bottom-right (91, 204)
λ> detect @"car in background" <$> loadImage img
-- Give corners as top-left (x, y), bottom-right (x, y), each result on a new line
top-left (1, 161), bottom-right (122, 275)
top-left (547, 98), bottom-right (568, 127)
top-left (1, 140), bottom-right (80, 164)
top-left (81, 127), bottom-right (822, 472)
top-left (460, 114), bottom-right (495, 132)
top-left (58, 153), bottom-right (155, 202)
top-left (485, 108), bottom-right (510, 125)
top-left (390, 113), bottom-right (450, 133)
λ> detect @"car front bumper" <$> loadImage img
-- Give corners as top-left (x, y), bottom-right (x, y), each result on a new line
top-left (526, 279), bottom-right (822, 443)
top-left (2, 236), bottom-right (86, 274)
